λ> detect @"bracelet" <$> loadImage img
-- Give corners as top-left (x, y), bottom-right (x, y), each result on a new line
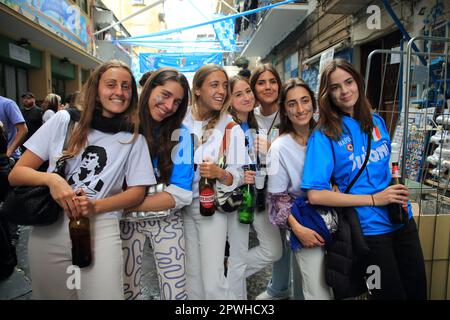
top-left (371, 195), bottom-right (375, 206)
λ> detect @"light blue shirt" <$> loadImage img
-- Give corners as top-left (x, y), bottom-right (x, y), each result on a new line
top-left (0, 96), bottom-right (25, 159)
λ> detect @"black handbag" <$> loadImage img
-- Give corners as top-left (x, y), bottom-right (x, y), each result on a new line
top-left (0, 115), bottom-right (75, 226)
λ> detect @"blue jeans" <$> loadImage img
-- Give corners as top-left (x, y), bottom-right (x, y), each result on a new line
top-left (266, 229), bottom-right (303, 299)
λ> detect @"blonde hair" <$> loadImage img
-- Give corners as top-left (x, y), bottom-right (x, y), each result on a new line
top-left (43, 93), bottom-right (61, 112)
top-left (192, 64), bottom-right (230, 143)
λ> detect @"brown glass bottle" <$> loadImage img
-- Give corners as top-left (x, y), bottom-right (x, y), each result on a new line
top-left (387, 162), bottom-right (409, 225)
top-left (69, 217), bottom-right (92, 268)
top-left (199, 177), bottom-right (216, 216)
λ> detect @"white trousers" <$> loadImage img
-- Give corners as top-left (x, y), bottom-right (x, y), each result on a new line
top-left (227, 211), bottom-right (250, 300)
top-left (28, 213), bottom-right (124, 300)
top-left (244, 209), bottom-right (282, 277)
top-left (293, 246), bottom-right (333, 300)
top-left (183, 199), bottom-right (236, 300)
top-left (227, 209), bottom-right (283, 300)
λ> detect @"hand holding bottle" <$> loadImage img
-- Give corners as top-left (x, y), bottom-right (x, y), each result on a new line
top-left (372, 184), bottom-right (409, 206)
top-left (47, 173), bottom-right (80, 218)
top-left (199, 158), bottom-right (222, 179)
top-left (73, 188), bottom-right (98, 218)
top-left (244, 170), bottom-right (255, 184)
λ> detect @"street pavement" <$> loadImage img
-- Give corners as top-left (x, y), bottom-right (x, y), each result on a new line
top-left (0, 225), bottom-right (275, 300)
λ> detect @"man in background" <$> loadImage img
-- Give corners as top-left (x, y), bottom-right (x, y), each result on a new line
top-left (0, 94), bottom-right (28, 251)
top-left (20, 92), bottom-right (43, 145)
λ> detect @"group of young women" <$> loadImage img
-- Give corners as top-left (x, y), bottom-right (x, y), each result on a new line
top-left (8, 57), bottom-right (426, 300)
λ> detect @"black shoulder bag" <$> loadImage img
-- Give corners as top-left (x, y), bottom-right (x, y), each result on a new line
top-left (325, 129), bottom-right (372, 300)
top-left (0, 112), bottom-right (76, 226)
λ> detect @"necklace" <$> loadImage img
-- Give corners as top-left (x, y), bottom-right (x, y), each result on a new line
top-left (292, 132), bottom-right (308, 146)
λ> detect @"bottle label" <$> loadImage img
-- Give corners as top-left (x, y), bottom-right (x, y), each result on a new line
top-left (392, 165), bottom-right (400, 178)
top-left (199, 188), bottom-right (215, 209)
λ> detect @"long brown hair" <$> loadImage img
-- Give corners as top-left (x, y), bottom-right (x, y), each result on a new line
top-left (279, 78), bottom-right (317, 135)
top-left (192, 64), bottom-right (230, 143)
top-left (229, 75), bottom-right (258, 130)
top-left (139, 67), bottom-right (190, 184)
top-left (249, 63), bottom-right (282, 104)
top-left (64, 60), bottom-right (139, 158)
top-left (318, 59), bottom-right (373, 140)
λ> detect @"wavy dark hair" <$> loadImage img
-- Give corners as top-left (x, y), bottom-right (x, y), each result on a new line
top-left (139, 67), bottom-right (190, 184)
top-left (318, 58), bottom-right (374, 140)
top-left (249, 63), bottom-right (282, 105)
top-left (64, 60), bottom-right (139, 158)
top-left (279, 78), bottom-right (317, 135)
top-left (229, 75), bottom-right (258, 130)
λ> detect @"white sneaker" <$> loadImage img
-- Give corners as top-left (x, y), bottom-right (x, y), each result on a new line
top-left (255, 290), bottom-right (289, 300)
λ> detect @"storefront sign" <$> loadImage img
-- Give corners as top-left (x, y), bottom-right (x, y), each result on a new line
top-left (9, 43), bottom-right (31, 64)
top-left (319, 48), bottom-right (335, 74)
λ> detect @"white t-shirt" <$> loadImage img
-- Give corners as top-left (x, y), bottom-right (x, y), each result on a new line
top-left (253, 106), bottom-right (280, 166)
top-left (42, 109), bottom-right (55, 123)
top-left (182, 107), bottom-right (247, 198)
top-left (267, 133), bottom-right (306, 199)
top-left (254, 106), bottom-right (280, 137)
top-left (25, 110), bottom-right (156, 218)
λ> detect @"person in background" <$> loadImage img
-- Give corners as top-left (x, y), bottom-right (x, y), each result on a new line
top-left (237, 68), bottom-right (251, 81)
top-left (121, 68), bottom-right (194, 300)
top-left (67, 91), bottom-right (82, 111)
top-left (20, 92), bottom-right (43, 145)
top-left (138, 71), bottom-right (154, 88)
top-left (8, 59), bottom-right (155, 299)
top-left (302, 58), bottom-right (426, 300)
top-left (0, 121), bottom-right (9, 201)
top-left (0, 95), bottom-right (28, 161)
top-left (0, 94), bottom-right (28, 252)
top-left (42, 93), bottom-right (61, 123)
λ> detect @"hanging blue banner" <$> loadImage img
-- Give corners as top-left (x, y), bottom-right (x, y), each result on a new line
top-left (212, 15), bottom-right (236, 51)
top-left (140, 52), bottom-right (223, 73)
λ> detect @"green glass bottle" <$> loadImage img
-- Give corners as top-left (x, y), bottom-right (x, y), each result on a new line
top-left (238, 169), bottom-right (256, 224)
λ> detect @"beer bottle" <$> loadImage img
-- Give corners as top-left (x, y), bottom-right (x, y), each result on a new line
top-left (387, 162), bottom-right (409, 224)
top-left (69, 217), bottom-right (92, 268)
top-left (199, 177), bottom-right (216, 216)
top-left (238, 167), bottom-right (256, 224)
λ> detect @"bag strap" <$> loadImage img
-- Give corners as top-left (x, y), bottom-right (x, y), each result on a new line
top-left (344, 132), bottom-right (371, 194)
top-left (218, 121), bottom-right (237, 162)
top-left (63, 120), bottom-right (75, 151)
top-left (57, 111), bottom-right (78, 164)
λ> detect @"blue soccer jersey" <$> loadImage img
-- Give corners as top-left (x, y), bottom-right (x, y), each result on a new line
top-left (152, 125), bottom-right (194, 191)
top-left (301, 113), bottom-right (412, 236)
